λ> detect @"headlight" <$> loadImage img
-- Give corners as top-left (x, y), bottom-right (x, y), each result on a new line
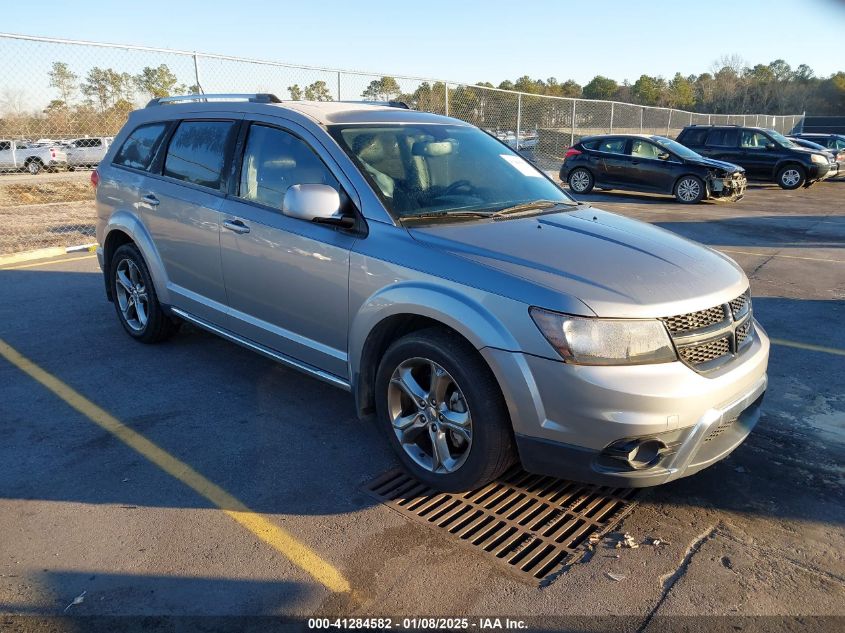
top-left (811, 153), bottom-right (828, 165)
top-left (530, 308), bottom-right (677, 365)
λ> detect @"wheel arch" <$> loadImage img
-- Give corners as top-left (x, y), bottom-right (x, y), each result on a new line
top-left (102, 211), bottom-right (170, 305)
top-left (773, 160), bottom-right (806, 180)
top-left (349, 284), bottom-right (520, 419)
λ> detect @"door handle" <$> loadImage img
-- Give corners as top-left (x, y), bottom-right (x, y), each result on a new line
top-left (223, 219), bottom-right (250, 235)
top-left (631, 160), bottom-right (640, 165)
top-left (141, 194), bottom-right (160, 208)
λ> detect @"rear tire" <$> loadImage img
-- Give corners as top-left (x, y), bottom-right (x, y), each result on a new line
top-left (567, 167), bottom-right (594, 194)
top-left (110, 243), bottom-right (178, 344)
top-left (674, 175), bottom-right (705, 204)
top-left (777, 164), bottom-right (805, 189)
top-left (375, 327), bottom-right (515, 492)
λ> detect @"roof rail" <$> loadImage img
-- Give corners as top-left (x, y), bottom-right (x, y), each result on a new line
top-left (337, 100), bottom-right (411, 110)
top-left (146, 93), bottom-right (282, 107)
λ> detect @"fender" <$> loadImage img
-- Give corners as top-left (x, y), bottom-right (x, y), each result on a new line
top-left (348, 279), bottom-right (523, 390)
top-left (103, 209), bottom-right (171, 306)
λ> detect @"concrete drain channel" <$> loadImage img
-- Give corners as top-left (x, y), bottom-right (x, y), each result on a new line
top-left (363, 466), bottom-right (639, 584)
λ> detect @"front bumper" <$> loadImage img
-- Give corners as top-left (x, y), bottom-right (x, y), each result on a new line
top-left (481, 320), bottom-right (770, 487)
top-left (708, 173), bottom-right (747, 201)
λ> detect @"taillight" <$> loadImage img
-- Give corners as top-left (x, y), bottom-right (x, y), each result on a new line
top-left (90, 169), bottom-right (100, 189)
top-left (50, 149), bottom-right (56, 158)
top-left (564, 148), bottom-right (582, 159)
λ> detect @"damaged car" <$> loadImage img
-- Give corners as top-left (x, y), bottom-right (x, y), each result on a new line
top-left (561, 134), bottom-right (746, 203)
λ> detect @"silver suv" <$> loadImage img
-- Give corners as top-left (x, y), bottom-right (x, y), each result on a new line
top-left (95, 94), bottom-right (769, 491)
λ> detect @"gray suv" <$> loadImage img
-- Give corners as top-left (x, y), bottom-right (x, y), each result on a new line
top-left (95, 94), bottom-right (770, 491)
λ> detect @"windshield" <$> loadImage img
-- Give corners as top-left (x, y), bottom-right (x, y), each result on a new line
top-left (766, 129), bottom-right (799, 148)
top-left (650, 136), bottom-right (702, 159)
top-left (328, 123), bottom-right (574, 219)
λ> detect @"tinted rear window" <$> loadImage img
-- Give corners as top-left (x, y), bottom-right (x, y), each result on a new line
top-left (113, 123), bottom-right (168, 171)
top-left (581, 140), bottom-right (599, 150)
top-left (163, 120), bottom-right (237, 190)
top-left (705, 128), bottom-right (740, 147)
top-left (681, 128), bottom-right (708, 146)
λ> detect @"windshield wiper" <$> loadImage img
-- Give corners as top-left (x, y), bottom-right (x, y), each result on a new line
top-left (489, 199), bottom-right (580, 220)
top-left (399, 210), bottom-right (497, 223)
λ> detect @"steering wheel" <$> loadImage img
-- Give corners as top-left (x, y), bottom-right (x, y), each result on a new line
top-left (443, 180), bottom-right (475, 196)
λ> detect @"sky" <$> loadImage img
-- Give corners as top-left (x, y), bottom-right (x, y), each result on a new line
top-left (3, 0), bottom-right (844, 87)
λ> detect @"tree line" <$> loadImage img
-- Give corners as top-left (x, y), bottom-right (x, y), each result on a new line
top-left (1, 56), bottom-right (840, 141)
top-left (481, 57), bottom-right (844, 115)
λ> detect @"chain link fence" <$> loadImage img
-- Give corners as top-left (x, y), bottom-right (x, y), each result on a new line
top-left (0, 33), bottom-right (805, 256)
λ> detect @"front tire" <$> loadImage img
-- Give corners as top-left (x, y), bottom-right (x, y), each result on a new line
top-left (111, 243), bottom-right (178, 343)
top-left (674, 176), bottom-right (705, 204)
top-left (26, 159), bottom-right (43, 175)
top-left (567, 167), bottom-right (594, 194)
top-left (375, 328), bottom-right (515, 492)
top-left (777, 164), bottom-right (805, 189)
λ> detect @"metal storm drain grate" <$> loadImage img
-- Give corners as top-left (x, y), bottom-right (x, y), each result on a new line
top-left (363, 466), bottom-right (639, 584)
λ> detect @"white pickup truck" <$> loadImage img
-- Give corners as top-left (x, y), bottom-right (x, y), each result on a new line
top-left (0, 139), bottom-right (69, 174)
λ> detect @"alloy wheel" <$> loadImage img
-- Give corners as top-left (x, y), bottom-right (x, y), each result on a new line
top-left (387, 357), bottom-right (472, 474)
top-left (677, 178), bottom-right (701, 202)
top-left (781, 169), bottom-right (801, 187)
top-left (569, 170), bottom-right (590, 192)
top-left (114, 258), bottom-right (149, 332)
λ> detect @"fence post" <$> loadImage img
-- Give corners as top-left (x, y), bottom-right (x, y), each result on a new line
top-left (609, 102), bottom-right (614, 133)
top-left (689, 111), bottom-right (693, 125)
top-left (192, 52), bottom-right (203, 94)
top-left (666, 109), bottom-right (672, 136)
top-left (570, 99), bottom-right (576, 147)
top-left (337, 71), bottom-right (341, 101)
top-left (516, 93), bottom-right (522, 150)
top-left (444, 82), bottom-right (449, 116)
top-left (640, 107), bottom-right (644, 133)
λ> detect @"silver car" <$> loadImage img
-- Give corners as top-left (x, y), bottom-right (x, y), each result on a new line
top-left (95, 94), bottom-right (769, 491)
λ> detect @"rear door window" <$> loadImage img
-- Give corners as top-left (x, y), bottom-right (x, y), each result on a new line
top-left (596, 138), bottom-right (627, 154)
top-left (705, 128), bottom-right (740, 147)
top-left (163, 120), bottom-right (238, 190)
top-left (113, 123), bottom-right (169, 171)
top-left (682, 128), bottom-right (709, 146)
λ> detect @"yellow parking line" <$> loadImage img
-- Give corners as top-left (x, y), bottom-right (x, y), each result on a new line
top-left (717, 248), bottom-right (844, 264)
top-left (0, 254), bottom-right (97, 270)
top-left (0, 338), bottom-right (351, 594)
top-left (770, 338), bottom-right (845, 357)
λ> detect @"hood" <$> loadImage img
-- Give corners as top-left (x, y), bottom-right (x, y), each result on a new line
top-left (684, 156), bottom-right (745, 173)
top-left (408, 208), bottom-right (748, 318)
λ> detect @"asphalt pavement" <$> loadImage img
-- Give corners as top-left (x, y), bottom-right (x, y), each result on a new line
top-left (0, 181), bottom-right (843, 632)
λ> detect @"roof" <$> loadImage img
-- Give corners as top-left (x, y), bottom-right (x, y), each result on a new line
top-left (144, 94), bottom-right (462, 126)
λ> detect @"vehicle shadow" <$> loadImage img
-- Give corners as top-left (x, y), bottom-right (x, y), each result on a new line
top-left (0, 271), bottom-right (841, 528)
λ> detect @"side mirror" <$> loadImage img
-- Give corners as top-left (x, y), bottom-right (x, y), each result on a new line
top-left (658, 152), bottom-right (671, 161)
top-left (766, 142), bottom-right (777, 150)
top-left (282, 184), bottom-right (352, 227)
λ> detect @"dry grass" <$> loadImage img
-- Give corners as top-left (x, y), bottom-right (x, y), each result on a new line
top-left (0, 180), bottom-right (94, 207)
top-left (0, 201), bottom-right (96, 254)
top-left (0, 175), bottom-right (97, 254)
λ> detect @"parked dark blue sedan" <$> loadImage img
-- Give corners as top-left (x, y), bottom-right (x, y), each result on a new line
top-left (560, 134), bottom-right (747, 203)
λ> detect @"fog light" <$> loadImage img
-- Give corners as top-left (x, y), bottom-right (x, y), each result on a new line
top-left (601, 438), bottom-right (668, 471)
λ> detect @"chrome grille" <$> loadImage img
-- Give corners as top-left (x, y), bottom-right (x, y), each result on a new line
top-left (678, 337), bottom-right (731, 365)
top-left (736, 320), bottom-right (752, 347)
top-left (662, 305), bottom-right (727, 334)
top-left (662, 291), bottom-right (754, 374)
top-left (730, 292), bottom-right (750, 319)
